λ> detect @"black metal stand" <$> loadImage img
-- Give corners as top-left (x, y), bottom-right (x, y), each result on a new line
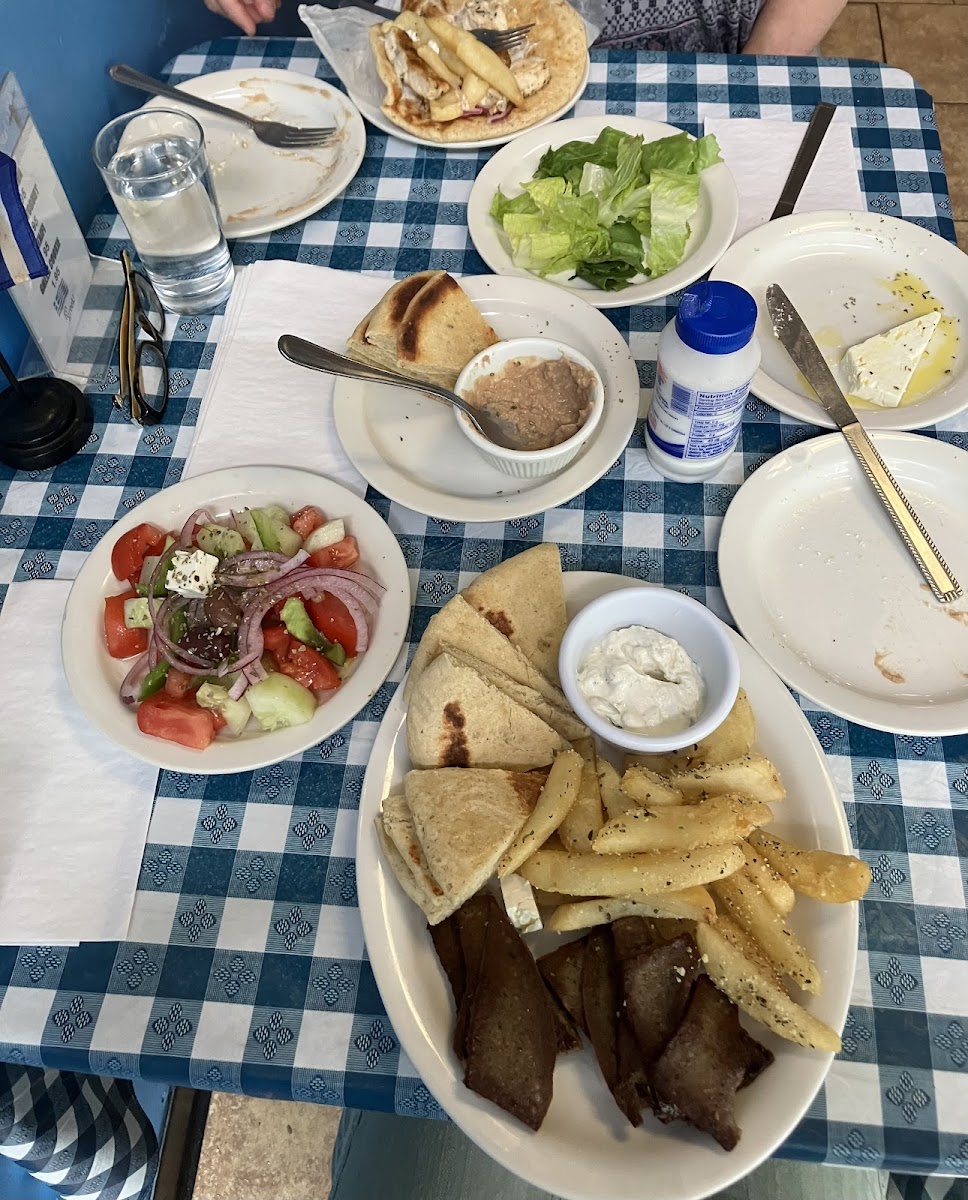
top-left (0, 348), bottom-right (92, 470)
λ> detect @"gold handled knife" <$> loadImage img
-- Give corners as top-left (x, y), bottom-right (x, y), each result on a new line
top-left (765, 283), bottom-right (962, 604)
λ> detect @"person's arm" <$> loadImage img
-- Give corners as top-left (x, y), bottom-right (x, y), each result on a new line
top-left (203, 0), bottom-right (281, 36)
top-left (741, 0), bottom-right (847, 54)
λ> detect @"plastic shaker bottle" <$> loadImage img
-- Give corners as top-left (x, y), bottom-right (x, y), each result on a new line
top-left (645, 281), bottom-right (760, 482)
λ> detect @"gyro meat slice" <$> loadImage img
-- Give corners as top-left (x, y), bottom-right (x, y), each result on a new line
top-left (621, 932), bottom-right (702, 1066)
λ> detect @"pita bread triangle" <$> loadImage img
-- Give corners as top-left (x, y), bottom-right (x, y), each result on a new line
top-left (407, 652), bottom-right (568, 770)
top-left (405, 595), bottom-right (566, 708)
top-left (405, 768), bottom-right (544, 904)
top-left (374, 816), bottom-right (454, 925)
top-left (460, 543), bottom-right (567, 683)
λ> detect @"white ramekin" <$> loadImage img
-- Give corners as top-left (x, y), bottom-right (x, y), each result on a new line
top-left (558, 587), bottom-right (741, 754)
top-left (453, 337), bottom-right (605, 479)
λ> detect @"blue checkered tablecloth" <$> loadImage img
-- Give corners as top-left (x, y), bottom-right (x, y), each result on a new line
top-left (0, 38), bottom-right (966, 1181)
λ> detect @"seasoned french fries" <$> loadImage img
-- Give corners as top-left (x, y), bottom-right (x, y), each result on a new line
top-left (546, 887), bottom-right (715, 932)
top-left (518, 843), bottom-right (746, 897)
top-left (558, 738), bottom-right (604, 852)
top-left (498, 749), bottom-right (582, 878)
top-left (425, 16), bottom-right (525, 106)
top-left (597, 758), bottom-right (638, 821)
top-left (741, 839), bottom-right (796, 915)
top-left (748, 830), bottom-right (872, 903)
top-left (592, 794), bottom-right (773, 856)
top-left (416, 43), bottom-right (462, 89)
top-left (461, 70), bottom-right (488, 107)
top-left (620, 765), bottom-right (685, 808)
top-left (428, 90), bottom-right (464, 122)
top-left (711, 870), bottom-right (821, 994)
top-left (628, 689), bottom-right (756, 774)
top-left (666, 754), bottom-right (786, 804)
top-left (695, 921), bottom-right (841, 1052)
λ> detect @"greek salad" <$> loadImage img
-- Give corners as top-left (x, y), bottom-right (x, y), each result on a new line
top-left (104, 503), bottom-right (385, 751)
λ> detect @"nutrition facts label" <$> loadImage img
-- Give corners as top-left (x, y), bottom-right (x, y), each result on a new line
top-left (648, 364), bottom-right (751, 461)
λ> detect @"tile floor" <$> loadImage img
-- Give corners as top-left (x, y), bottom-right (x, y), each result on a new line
top-left (189, 7), bottom-right (968, 1197)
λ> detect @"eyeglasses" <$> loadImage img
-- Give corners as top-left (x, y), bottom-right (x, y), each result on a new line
top-left (114, 249), bottom-right (169, 425)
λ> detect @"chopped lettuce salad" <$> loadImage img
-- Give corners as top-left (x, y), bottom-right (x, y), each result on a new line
top-left (489, 127), bottom-right (722, 291)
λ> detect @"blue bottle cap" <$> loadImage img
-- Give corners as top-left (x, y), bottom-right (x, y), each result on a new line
top-left (674, 281), bottom-right (758, 355)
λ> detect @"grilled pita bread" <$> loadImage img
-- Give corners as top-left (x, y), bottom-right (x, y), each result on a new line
top-left (438, 643), bottom-right (587, 741)
top-left (407, 652), bottom-right (568, 770)
top-left (461, 543), bottom-right (567, 682)
top-left (381, 793), bottom-right (446, 901)
top-left (347, 270), bottom-right (498, 390)
top-left (405, 767), bottom-right (542, 906)
top-left (405, 595), bottom-right (565, 707)
top-left (375, 817), bottom-right (454, 924)
top-left (369, 0), bottom-right (587, 145)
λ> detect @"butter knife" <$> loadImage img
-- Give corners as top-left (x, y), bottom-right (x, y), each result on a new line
top-left (771, 102), bottom-right (836, 221)
top-left (765, 284), bottom-right (962, 603)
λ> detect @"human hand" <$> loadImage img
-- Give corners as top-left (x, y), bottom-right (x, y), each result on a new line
top-left (203, 0), bottom-right (282, 36)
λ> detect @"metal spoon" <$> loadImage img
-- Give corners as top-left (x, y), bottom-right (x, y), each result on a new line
top-left (277, 335), bottom-right (533, 451)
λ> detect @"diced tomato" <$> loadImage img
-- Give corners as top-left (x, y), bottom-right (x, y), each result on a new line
top-left (307, 593), bottom-right (358, 657)
top-left (104, 590), bottom-right (149, 659)
top-left (210, 708), bottom-right (227, 732)
top-left (290, 505), bottom-right (326, 539)
top-left (164, 667), bottom-right (198, 699)
top-left (308, 536), bottom-right (359, 571)
top-left (277, 643), bottom-right (341, 691)
top-left (262, 624), bottom-right (292, 660)
top-left (111, 523), bottom-right (168, 586)
top-left (136, 692), bottom-right (216, 750)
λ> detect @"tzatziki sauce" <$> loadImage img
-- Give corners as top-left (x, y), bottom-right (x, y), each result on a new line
top-left (576, 625), bottom-right (705, 735)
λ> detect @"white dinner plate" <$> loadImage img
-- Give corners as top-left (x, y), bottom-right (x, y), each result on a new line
top-left (356, 570), bottom-right (856, 1200)
top-left (467, 115), bottom-right (739, 308)
top-left (709, 211), bottom-right (968, 431)
top-left (143, 69), bottom-right (366, 239)
top-left (719, 432), bottom-right (968, 735)
top-left (333, 275), bottom-right (640, 523)
top-left (299, 6), bottom-right (590, 151)
top-left (62, 467), bottom-right (410, 774)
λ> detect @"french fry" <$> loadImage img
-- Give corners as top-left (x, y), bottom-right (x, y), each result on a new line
top-left (416, 44), bottom-right (462, 89)
top-left (741, 839), bottom-right (795, 915)
top-left (708, 913), bottom-right (781, 983)
top-left (460, 70), bottom-right (488, 108)
top-left (393, 10), bottom-right (434, 42)
top-left (428, 90), bottom-right (463, 122)
top-left (518, 843), bottom-right (745, 897)
top-left (620, 765), bottom-right (685, 808)
top-left (546, 887), bottom-right (715, 932)
top-left (558, 738), bottom-right (604, 852)
top-left (597, 758), bottom-right (638, 821)
top-left (666, 754), bottom-right (786, 804)
top-left (437, 43), bottom-right (467, 77)
top-left (748, 830), bottom-right (872, 903)
top-left (711, 870), bottom-right (821, 994)
top-left (628, 689), bottom-right (756, 774)
top-left (695, 921), bottom-right (841, 1052)
top-left (498, 749), bottom-right (582, 877)
top-left (425, 15), bottom-right (525, 106)
top-left (592, 794), bottom-right (773, 856)
top-left (532, 889), bottom-right (578, 909)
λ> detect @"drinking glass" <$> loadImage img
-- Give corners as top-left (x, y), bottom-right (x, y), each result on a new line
top-left (93, 109), bottom-right (234, 314)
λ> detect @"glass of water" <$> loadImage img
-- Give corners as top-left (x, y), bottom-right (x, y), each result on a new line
top-left (93, 109), bottom-right (234, 315)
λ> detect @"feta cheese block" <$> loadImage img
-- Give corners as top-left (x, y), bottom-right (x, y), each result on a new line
top-left (840, 311), bottom-right (942, 408)
top-left (499, 873), bottom-right (542, 935)
top-left (166, 549), bottom-right (219, 598)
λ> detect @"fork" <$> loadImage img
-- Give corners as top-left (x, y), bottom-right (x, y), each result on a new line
top-left (335, 1), bottom-right (534, 51)
top-left (109, 64), bottom-right (339, 150)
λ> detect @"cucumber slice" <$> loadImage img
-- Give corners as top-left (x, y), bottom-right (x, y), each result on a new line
top-left (196, 523), bottom-right (246, 560)
top-left (195, 682), bottom-right (252, 737)
top-left (246, 674), bottom-right (317, 731)
top-left (250, 508), bottom-right (281, 553)
top-left (263, 505), bottom-right (291, 526)
top-left (273, 520), bottom-right (303, 558)
top-left (124, 596), bottom-right (153, 629)
top-left (234, 509), bottom-right (263, 551)
top-left (303, 519), bottom-right (345, 555)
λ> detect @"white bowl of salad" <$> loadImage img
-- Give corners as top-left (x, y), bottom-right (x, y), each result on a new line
top-left (63, 466), bottom-right (411, 773)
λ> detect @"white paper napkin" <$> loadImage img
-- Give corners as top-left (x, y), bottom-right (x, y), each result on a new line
top-left (0, 581), bottom-right (159, 946)
top-left (703, 115), bottom-right (865, 243)
top-left (183, 261), bottom-right (394, 490)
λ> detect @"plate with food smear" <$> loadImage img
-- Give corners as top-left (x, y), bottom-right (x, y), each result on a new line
top-left (333, 271), bottom-right (640, 522)
top-left (466, 115), bottom-right (739, 307)
top-left (62, 466), bottom-right (410, 774)
top-left (300, 0), bottom-right (590, 150)
top-left (719, 431), bottom-right (968, 737)
top-left (143, 69), bottom-right (366, 239)
top-left (709, 211), bottom-right (968, 431)
top-left (357, 547), bottom-right (867, 1200)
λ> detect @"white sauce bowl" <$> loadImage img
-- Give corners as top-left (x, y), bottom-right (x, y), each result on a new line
top-left (558, 586), bottom-right (741, 754)
top-left (453, 336), bottom-right (605, 479)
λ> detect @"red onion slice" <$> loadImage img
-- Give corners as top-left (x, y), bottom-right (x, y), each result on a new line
top-left (120, 652), bottom-right (152, 705)
top-left (179, 507), bottom-right (214, 547)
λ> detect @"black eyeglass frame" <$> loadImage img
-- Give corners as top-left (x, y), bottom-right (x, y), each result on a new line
top-left (115, 249), bottom-right (170, 426)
